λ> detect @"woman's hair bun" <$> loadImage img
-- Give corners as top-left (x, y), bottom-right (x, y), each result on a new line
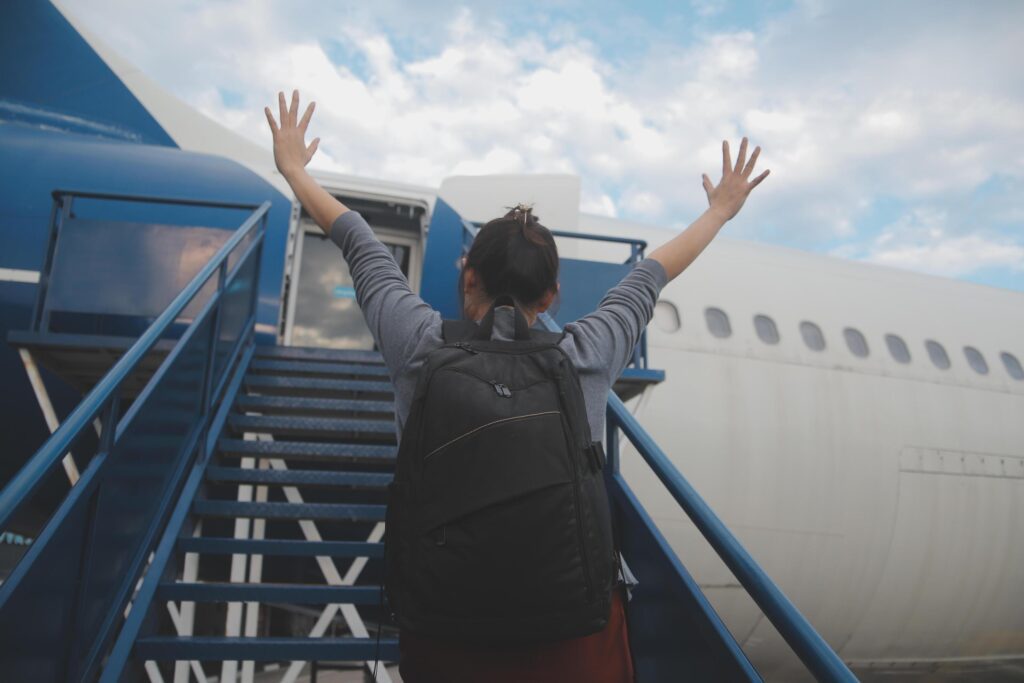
top-left (504, 203), bottom-right (538, 227)
top-left (461, 201), bottom-right (559, 307)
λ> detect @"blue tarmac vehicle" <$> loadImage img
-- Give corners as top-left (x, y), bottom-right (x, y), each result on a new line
top-left (2, 2), bottom-right (1021, 682)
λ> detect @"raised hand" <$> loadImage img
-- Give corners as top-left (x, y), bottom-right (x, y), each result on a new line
top-left (265, 90), bottom-right (320, 178)
top-left (702, 137), bottom-right (769, 222)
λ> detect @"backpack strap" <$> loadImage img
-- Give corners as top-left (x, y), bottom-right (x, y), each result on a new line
top-left (476, 296), bottom-right (532, 341)
top-left (441, 319), bottom-right (481, 343)
top-left (528, 328), bottom-right (565, 344)
top-left (444, 296), bottom-right (567, 345)
top-left (442, 318), bottom-right (566, 345)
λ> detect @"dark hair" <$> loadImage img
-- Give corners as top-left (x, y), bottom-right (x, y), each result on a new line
top-left (461, 203), bottom-right (559, 310)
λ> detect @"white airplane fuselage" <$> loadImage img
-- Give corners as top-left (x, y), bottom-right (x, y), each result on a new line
top-left (572, 214), bottom-right (1024, 679)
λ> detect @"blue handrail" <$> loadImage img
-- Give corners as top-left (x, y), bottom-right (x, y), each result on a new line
top-left (605, 394), bottom-right (857, 682)
top-left (466, 219), bottom-right (647, 264)
top-left (533, 311), bottom-right (855, 681)
top-left (0, 196), bottom-right (270, 532)
top-left (0, 192), bottom-right (270, 681)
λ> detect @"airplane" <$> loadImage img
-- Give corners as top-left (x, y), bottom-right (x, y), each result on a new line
top-left (1, 1), bottom-right (1021, 681)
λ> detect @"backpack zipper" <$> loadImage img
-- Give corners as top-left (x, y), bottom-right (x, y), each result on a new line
top-left (422, 411), bottom-right (561, 461)
top-left (440, 366), bottom-right (514, 397)
top-left (449, 341), bottom-right (559, 356)
top-left (557, 382), bottom-right (594, 601)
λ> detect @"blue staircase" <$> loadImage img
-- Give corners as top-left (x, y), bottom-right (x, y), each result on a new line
top-left (131, 344), bottom-right (401, 674)
top-left (0, 191), bottom-right (857, 681)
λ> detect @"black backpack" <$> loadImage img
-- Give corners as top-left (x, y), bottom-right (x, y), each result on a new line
top-left (384, 298), bottom-right (616, 642)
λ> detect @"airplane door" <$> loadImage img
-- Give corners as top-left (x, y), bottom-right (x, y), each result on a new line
top-left (283, 210), bottom-right (422, 350)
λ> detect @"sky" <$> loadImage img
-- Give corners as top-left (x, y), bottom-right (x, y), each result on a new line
top-left (63, 0), bottom-right (1024, 292)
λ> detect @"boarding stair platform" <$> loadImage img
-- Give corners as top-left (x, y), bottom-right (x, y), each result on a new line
top-left (0, 192), bottom-right (856, 681)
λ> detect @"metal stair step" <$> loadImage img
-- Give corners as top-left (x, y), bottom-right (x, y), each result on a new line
top-left (250, 359), bottom-right (391, 378)
top-left (177, 538), bottom-right (384, 558)
top-left (134, 636), bottom-right (399, 661)
top-left (254, 345), bottom-right (384, 365)
top-left (235, 395), bottom-right (395, 417)
top-left (228, 414), bottom-right (395, 440)
top-left (245, 375), bottom-right (393, 398)
top-left (218, 438), bottom-right (396, 463)
top-left (205, 466), bottom-right (392, 489)
top-left (192, 500), bottom-right (387, 521)
top-left (156, 582), bottom-right (385, 604)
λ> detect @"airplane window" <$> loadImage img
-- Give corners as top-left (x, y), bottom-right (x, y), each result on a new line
top-left (754, 314), bottom-right (779, 344)
top-left (653, 301), bottom-right (681, 333)
top-left (705, 307), bottom-right (732, 338)
top-left (843, 327), bottom-right (869, 357)
top-left (885, 334), bottom-right (911, 364)
top-left (964, 346), bottom-right (988, 375)
top-left (925, 340), bottom-right (950, 369)
top-left (1001, 352), bottom-right (1024, 380)
top-left (799, 321), bottom-right (825, 351)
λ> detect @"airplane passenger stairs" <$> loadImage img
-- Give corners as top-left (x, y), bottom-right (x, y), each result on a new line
top-left (0, 192), bottom-right (857, 681)
top-left (132, 345), bottom-right (401, 673)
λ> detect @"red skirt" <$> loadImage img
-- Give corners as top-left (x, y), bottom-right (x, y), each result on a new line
top-left (397, 587), bottom-right (635, 683)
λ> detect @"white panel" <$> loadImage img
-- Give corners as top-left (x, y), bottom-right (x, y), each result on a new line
top-left (900, 447), bottom-right (1024, 480)
top-left (0, 268), bottom-right (40, 283)
top-left (840, 469), bottom-right (1024, 660)
top-left (438, 174), bottom-right (581, 231)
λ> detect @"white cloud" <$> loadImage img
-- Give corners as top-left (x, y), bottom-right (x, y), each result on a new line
top-left (867, 236), bottom-right (1024, 276)
top-left (691, 0), bottom-right (726, 18)
top-left (830, 208), bottom-right (1024, 277)
top-left (581, 192), bottom-right (617, 218)
top-left (619, 190), bottom-right (666, 219)
top-left (59, 0), bottom-right (1024, 285)
top-left (696, 32), bottom-right (759, 81)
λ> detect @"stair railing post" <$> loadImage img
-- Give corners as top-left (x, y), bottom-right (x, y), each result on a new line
top-left (629, 241), bottom-right (642, 264)
top-left (245, 214), bottom-right (266, 342)
top-left (61, 391), bottom-right (119, 680)
top-left (605, 407), bottom-right (620, 475)
top-left (98, 392), bottom-right (121, 456)
top-left (38, 193), bottom-right (74, 333)
top-left (31, 195), bottom-right (62, 331)
top-left (59, 484), bottom-right (101, 681)
top-left (202, 261), bottom-right (228, 416)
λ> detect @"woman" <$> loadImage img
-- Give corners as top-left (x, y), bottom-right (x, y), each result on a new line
top-left (265, 90), bottom-right (768, 682)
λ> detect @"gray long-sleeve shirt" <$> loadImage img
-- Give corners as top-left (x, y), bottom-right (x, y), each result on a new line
top-left (329, 210), bottom-right (667, 444)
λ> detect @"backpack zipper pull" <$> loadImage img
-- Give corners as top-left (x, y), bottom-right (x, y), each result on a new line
top-left (454, 342), bottom-right (478, 354)
top-left (490, 381), bottom-right (512, 397)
